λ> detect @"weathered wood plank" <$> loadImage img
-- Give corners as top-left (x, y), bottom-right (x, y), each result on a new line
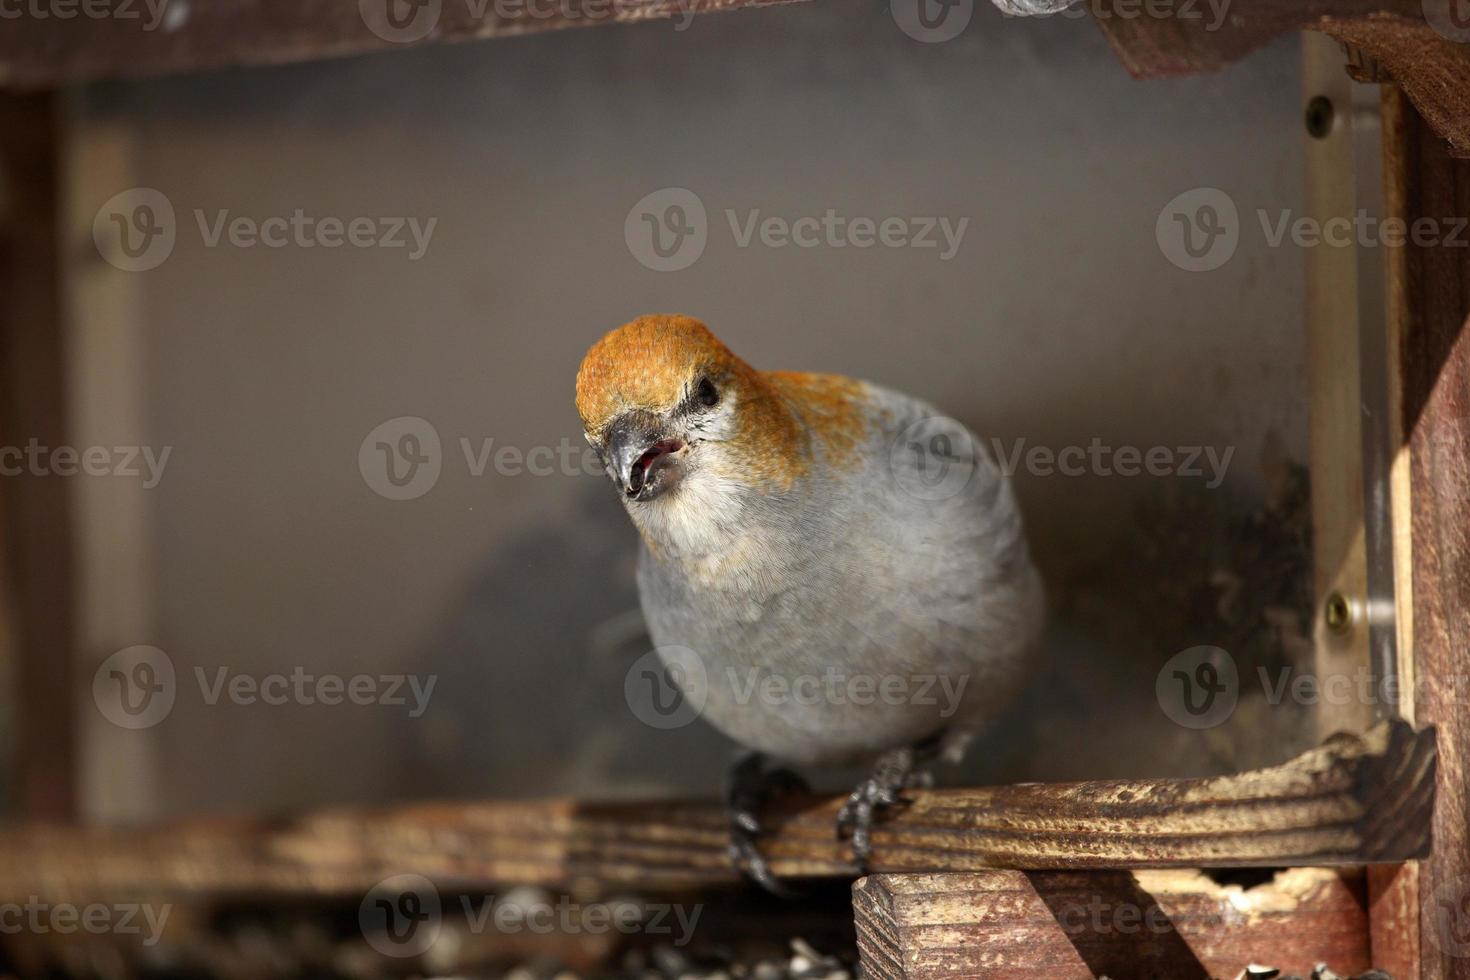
top-left (853, 868), bottom-right (1371, 980)
top-left (1092, 0), bottom-right (1470, 158)
top-left (0, 720), bottom-right (1434, 901)
top-left (1386, 81), bottom-right (1470, 980)
top-left (0, 92), bottom-right (78, 821)
top-left (0, 0), bottom-right (806, 89)
top-left (1369, 862), bottom-right (1420, 979)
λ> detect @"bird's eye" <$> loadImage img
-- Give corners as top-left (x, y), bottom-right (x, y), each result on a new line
top-left (696, 377), bottom-right (719, 407)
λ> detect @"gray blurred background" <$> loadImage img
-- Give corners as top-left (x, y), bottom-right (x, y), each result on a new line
top-left (68, 0), bottom-right (1312, 821)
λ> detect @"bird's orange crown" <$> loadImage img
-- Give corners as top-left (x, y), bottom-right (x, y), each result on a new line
top-left (575, 314), bottom-right (868, 489)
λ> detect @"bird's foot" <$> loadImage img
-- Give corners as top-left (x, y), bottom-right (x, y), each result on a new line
top-left (725, 752), bottom-right (809, 897)
top-left (835, 745), bottom-right (936, 869)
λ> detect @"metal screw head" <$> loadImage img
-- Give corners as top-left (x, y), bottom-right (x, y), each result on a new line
top-left (1324, 591), bottom-right (1353, 633)
top-left (1305, 96), bottom-right (1335, 139)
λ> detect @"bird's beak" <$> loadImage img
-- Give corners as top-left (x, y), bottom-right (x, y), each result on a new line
top-left (605, 411), bottom-right (685, 502)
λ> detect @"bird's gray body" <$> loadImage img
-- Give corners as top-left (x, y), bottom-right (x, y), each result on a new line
top-left (633, 382), bottom-right (1043, 766)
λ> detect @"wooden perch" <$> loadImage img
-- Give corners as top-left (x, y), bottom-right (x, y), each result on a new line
top-left (0, 720), bottom-right (1434, 901)
top-left (853, 868), bottom-right (1372, 980)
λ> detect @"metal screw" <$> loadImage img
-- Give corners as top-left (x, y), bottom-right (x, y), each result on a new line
top-left (1305, 96), bottom-right (1335, 139)
top-left (1324, 591), bottom-right (1353, 633)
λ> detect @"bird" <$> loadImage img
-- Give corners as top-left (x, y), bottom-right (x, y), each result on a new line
top-left (575, 314), bottom-right (1044, 890)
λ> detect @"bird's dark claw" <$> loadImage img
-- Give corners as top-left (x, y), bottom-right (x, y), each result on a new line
top-left (725, 752), bottom-right (808, 897)
top-left (836, 746), bottom-right (935, 868)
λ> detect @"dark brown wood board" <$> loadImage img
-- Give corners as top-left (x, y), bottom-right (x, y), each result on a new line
top-left (0, 720), bottom-right (1433, 901)
top-left (854, 869), bottom-right (1372, 980)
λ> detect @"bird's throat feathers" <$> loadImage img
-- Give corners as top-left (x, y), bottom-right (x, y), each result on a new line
top-left (635, 369), bottom-right (869, 560)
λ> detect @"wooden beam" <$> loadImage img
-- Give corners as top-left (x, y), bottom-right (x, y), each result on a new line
top-left (0, 0), bottom-right (806, 89)
top-left (0, 720), bottom-right (1433, 901)
top-left (1382, 84), bottom-right (1470, 980)
top-left (853, 869), bottom-right (1372, 980)
top-left (0, 92), bottom-right (78, 822)
top-left (1091, 0), bottom-right (1470, 157)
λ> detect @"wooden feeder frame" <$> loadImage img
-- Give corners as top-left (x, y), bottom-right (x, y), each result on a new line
top-left (3, 3), bottom-right (1470, 976)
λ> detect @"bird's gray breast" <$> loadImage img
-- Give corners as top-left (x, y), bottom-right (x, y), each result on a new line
top-left (636, 385), bottom-right (1043, 766)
